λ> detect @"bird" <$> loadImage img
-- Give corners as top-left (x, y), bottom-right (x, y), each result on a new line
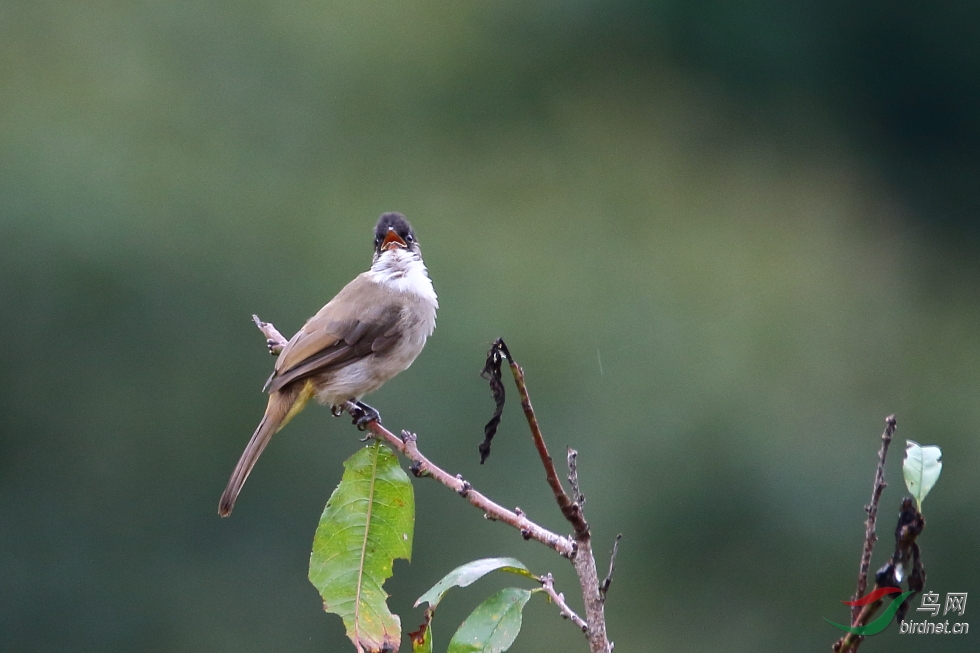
top-left (219, 212), bottom-right (438, 517)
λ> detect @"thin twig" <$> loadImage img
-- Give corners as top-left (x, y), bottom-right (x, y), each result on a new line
top-left (568, 447), bottom-right (586, 507)
top-left (489, 339), bottom-right (611, 653)
top-left (852, 415), bottom-right (897, 622)
top-left (600, 534), bottom-right (622, 602)
top-left (252, 314), bottom-right (287, 354)
top-left (492, 339), bottom-right (589, 538)
top-left (540, 573), bottom-right (589, 631)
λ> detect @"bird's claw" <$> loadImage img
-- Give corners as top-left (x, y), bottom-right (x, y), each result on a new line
top-left (349, 401), bottom-right (381, 431)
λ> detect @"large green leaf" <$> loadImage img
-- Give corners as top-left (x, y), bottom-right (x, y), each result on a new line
top-left (309, 442), bottom-right (415, 652)
top-left (903, 440), bottom-right (943, 512)
top-left (415, 558), bottom-right (532, 610)
top-left (447, 587), bottom-right (532, 653)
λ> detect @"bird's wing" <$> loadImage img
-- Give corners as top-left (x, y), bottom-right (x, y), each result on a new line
top-left (264, 279), bottom-right (403, 393)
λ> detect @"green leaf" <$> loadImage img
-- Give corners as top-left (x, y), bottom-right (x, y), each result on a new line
top-left (415, 558), bottom-right (532, 610)
top-left (903, 440), bottom-right (943, 512)
top-left (308, 442), bottom-right (414, 653)
top-left (447, 588), bottom-right (532, 653)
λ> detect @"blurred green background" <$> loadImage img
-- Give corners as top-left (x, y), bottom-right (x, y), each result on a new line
top-left (2, 2), bottom-right (978, 651)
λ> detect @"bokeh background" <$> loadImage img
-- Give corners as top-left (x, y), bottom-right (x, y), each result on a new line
top-left (2, 2), bottom-right (978, 651)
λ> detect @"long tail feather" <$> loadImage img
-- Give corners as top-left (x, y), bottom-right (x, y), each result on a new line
top-left (218, 385), bottom-right (308, 516)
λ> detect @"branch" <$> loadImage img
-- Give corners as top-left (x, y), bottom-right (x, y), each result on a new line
top-left (490, 339), bottom-right (590, 538)
top-left (852, 415), bottom-right (897, 622)
top-left (539, 573), bottom-right (589, 631)
top-left (252, 314), bottom-right (286, 354)
top-left (254, 318), bottom-right (573, 554)
top-left (485, 339), bottom-right (612, 653)
top-left (832, 415), bottom-right (931, 653)
top-left (600, 534), bottom-right (622, 602)
top-left (834, 498), bottom-right (925, 653)
top-left (568, 448), bottom-right (586, 507)
top-left (351, 413), bottom-right (575, 557)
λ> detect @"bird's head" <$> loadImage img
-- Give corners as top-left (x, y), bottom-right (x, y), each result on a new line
top-left (373, 212), bottom-right (421, 263)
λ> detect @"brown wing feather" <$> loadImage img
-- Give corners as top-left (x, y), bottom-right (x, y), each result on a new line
top-left (264, 281), bottom-right (403, 394)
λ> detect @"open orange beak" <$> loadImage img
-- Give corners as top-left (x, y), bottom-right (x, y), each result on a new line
top-left (381, 228), bottom-right (407, 251)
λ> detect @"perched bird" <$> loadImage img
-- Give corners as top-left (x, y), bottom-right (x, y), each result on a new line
top-left (219, 212), bottom-right (438, 517)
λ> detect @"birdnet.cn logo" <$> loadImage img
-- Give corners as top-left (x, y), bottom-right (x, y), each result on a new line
top-left (826, 587), bottom-right (969, 636)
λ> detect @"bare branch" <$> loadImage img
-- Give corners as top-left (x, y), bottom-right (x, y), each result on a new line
top-left (833, 499), bottom-right (926, 653)
top-left (852, 415), bottom-right (897, 622)
top-left (489, 339), bottom-right (589, 538)
top-left (568, 447), bottom-right (586, 507)
top-left (540, 573), bottom-right (589, 631)
top-left (486, 339), bottom-right (611, 653)
top-left (252, 314), bottom-right (287, 355)
top-left (347, 405), bottom-right (575, 557)
top-left (600, 534), bottom-right (622, 602)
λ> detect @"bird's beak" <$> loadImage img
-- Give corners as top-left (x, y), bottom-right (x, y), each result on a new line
top-left (381, 228), bottom-right (407, 251)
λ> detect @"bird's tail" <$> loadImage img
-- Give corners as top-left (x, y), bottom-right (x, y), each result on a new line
top-left (218, 382), bottom-right (313, 517)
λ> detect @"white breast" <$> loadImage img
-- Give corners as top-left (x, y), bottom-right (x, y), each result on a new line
top-left (367, 249), bottom-right (439, 312)
top-left (312, 248), bottom-right (437, 406)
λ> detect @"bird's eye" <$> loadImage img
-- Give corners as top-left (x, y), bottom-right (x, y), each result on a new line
top-left (406, 233), bottom-right (414, 243)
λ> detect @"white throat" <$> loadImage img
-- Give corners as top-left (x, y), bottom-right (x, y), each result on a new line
top-left (368, 249), bottom-right (438, 305)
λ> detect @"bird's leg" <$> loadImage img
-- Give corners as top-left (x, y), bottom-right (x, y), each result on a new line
top-left (346, 400), bottom-right (382, 431)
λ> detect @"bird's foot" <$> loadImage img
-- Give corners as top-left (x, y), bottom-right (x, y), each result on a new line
top-left (347, 401), bottom-right (381, 431)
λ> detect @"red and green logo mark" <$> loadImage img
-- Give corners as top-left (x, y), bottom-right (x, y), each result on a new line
top-left (826, 587), bottom-right (916, 636)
